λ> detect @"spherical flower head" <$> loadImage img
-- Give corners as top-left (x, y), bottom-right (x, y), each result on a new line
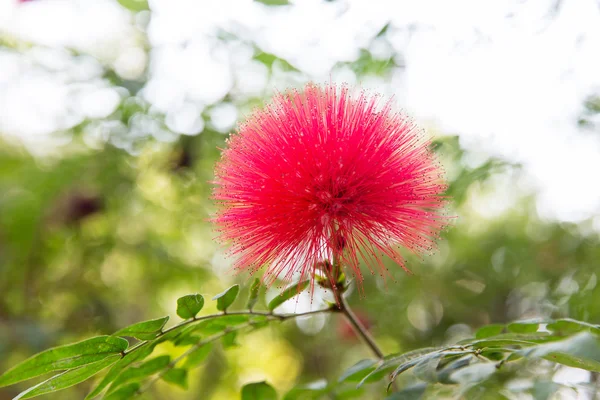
top-left (213, 84), bottom-right (448, 295)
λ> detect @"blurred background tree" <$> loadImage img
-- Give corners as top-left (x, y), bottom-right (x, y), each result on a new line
top-left (1, 0), bottom-right (600, 399)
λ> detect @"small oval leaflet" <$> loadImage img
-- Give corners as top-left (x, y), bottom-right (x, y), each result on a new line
top-left (162, 368), bottom-right (188, 389)
top-left (222, 331), bottom-right (238, 348)
top-left (268, 280), bottom-right (310, 311)
top-left (241, 381), bottom-right (277, 400)
top-left (507, 319), bottom-right (542, 334)
top-left (475, 323), bottom-right (505, 339)
top-left (113, 316), bottom-right (169, 340)
top-left (177, 294), bottom-right (205, 319)
top-left (246, 278), bottom-right (261, 310)
top-left (212, 285), bottom-right (240, 311)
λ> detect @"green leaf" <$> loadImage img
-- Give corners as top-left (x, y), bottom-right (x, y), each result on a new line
top-left (247, 278), bottom-right (261, 310)
top-left (519, 331), bottom-right (600, 358)
top-left (478, 348), bottom-right (508, 361)
top-left (436, 355), bottom-right (473, 384)
top-left (412, 353), bottom-right (444, 383)
top-left (389, 355), bottom-right (433, 382)
top-left (531, 381), bottom-right (560, 400)
top-left (0, 336), bottom-right (128, 388)
top-left (544, 352), bottom-right (600, 372)
top-left (475, 324), bottom-right (505, 339)
top-left (348, 49), bottom-right (396, 76)
top-left (162, 368), bottom-right (188, 389)
top-left (241, 381), bottom-right (278, 400)
top-left (184, 343), bottom-right (213, 368)
top-left (382, 348), bottom-right (439, 368)
top-left (113, 316), bottom-right (169, 340)
top-left (507, 320), bottom-right (542, 334)
top-left (173, 334), bottom-right (201, 347)
top-left (253, 51), bottom-right (297, 71)
top-left (268, 281), bottom-right (310, 311)
top-left (385, 383), bottom-right (427, 400)
top-left (547, 318), bottom-right (600, 335)
top-left (284, 380), bottom-right (328, 400)
top-left (386, 349), bottom-right (440, 380)
top-left (222, 331), bottom-right (239, 348)
top-left (334, 387), bottom-right (365, 399)
top-left (449, 363), bottom-right (496, 384)
top-left (173, 316), bottom-right (257, 346)
top-left (254, 0), bottom-right (289, 5)
top-left (358, 367), bottom-right (395, 387)
top-left (249, 315), bottom-right (271, 329)
top-left (159, 324), bottom-right (200, 346)
top-left (106, 355), bottom-right (171, 394)
top-left (213, 285), bottom-right (240, 311)
top-left (356, 348), bottom-right (437, 388)
top-left (466, 338), bottom-right (536, 349)
top-left (116, 0), bottom-right (149, 12)
top-left (103, 383), bottom-right (140, 400)
top-left (154, 324), bottom-right (192, 344)
top-left (520, 332), bottom-right (600, 372)
top-left (389, 349), bottom-right (471, 384)
top-left (168, 327), bottom-right (202, 347)
top-left (193, 315), bottom-right (252, 335)
top-left (176, 294), bottom-right (205, 319)
top-left (86, 342), bottom-right (155, 399)
top-left (14, 355), bottom-right (120, 399)
top-left (461, 332), bottom-right (563, 349)
top-left (338, 359), bottom-right (377, 383)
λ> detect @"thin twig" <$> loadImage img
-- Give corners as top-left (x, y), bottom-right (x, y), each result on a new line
top-left (338, 296), bottom-right (384, 360)
top-left (124, 308), bottom-right (333, 356)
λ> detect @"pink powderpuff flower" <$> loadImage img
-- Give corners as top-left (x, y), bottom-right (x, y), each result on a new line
top-left (213, 83), bottom-right (448, 295)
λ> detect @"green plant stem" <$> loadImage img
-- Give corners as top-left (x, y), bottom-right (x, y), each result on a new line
top-left (329, 227), bottom-right (384, 360)
top-left (123, 308), bottom-right (332, 356)
top-left (339, 295), bottom-right (384, 360)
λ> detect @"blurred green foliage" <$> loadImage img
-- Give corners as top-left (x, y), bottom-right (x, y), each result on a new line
top-left (2, 1), bottom-right (600, 399)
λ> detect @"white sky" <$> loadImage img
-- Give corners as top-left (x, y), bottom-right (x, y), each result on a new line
top-left (1, 0), bottom-right (600, 223)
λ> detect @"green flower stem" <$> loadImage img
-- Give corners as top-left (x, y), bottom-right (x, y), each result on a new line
top-left (339, 295), bottom-right (384, 360)
top-left (124, 308), bottom-right (333, 356)
top-left (329, 227), bottom-right (383, 360)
